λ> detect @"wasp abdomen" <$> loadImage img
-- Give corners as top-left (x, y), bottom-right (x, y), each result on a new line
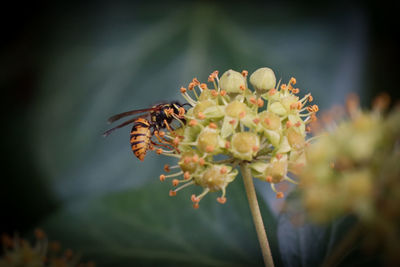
top-left (130, 118), bottom-right (152, 161)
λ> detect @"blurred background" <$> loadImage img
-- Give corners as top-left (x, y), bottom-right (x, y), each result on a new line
top-left (1, 1), bottom-right (398, 266)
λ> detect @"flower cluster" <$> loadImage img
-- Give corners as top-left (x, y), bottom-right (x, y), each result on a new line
top-left (299, 95), bottom-right (400, 262)
top-left (0, 229), bottom-right (94, 267)
top-left (157, 68), bottom-right (318, 208)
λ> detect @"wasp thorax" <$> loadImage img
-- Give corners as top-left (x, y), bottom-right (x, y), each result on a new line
top-left (225, 100), bottom-right (247, 118)
top-left (231, 132), bottom-right (260, 161)
top-left (249, 67), bottom-right (276, 94)
top-left (196, 165), bottom-right (230, 191)
top-left (219, 69), bottom-right (246, 94)
top-left (179, 152), bottom-right (199, 173)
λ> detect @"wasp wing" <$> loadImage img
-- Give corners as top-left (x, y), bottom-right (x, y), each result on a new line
top-left (107, 106), bottom-right (163, 124)
top-left (103, 115), bottom-right (149, 137)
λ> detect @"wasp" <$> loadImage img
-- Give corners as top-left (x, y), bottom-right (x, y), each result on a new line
top-left (103, 101), bottom-right (188, 161)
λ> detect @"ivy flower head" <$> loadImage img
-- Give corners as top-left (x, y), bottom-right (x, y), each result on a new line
top-left (156, 68), bottom-right (318, 208)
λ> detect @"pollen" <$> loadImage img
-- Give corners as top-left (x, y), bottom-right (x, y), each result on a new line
top-left (217, 197), bottom-right (227, 204)
top-left (292, 88), bottom-right (299, 94)
top-left (276, 192), bottom-right (284, 199)
top-left (225, 141), bottom-right (231, 149)
top-left (239, 111), bottom-right (246, 119)
top-left (281, 84), bottom-right (287, 90)
top-left (209, 122), bottom-right (217, 129)
top-left (286, 121), bottom-right (293, 128)
top-left (242, 70), bottom-right (248, 77)
top-left (211, 90), bottom-right (218, 97)
top-left (253, 118), bottom-right (260, 124)
top-left (192, 154), bottom-right (199, 162)
top-left (220, 90), bottom-right (227, 96)
top-left (220, 166), bottom-right (227, 174)
top-left (308, 95), bottom-right (313, 102)
top-left (184, 171), bottom-right (191, 180)
top-left (257, 98), bottom-right (264, 107)
top-left (192, 78), bottom-right (200, 86)
top-left (199, 158), bottom-right (205, 166)
top-left (200, 83), bottom-right (208, 90)
top-left (160, 174), bottom-right (166, 182)
top-left (169, 190), bottom-right (177, 196)
top-left (191, 194), bottom-right (200, 203)
top-left (269, 88), bottom-right (277, 96)
top-left (188, 82), bottom-right (195, 90)
top-left (266, 176), bottom-right (273, 183)
top-left (189, 120), bottom-right (198, 126)
top-left (180, 87), bottom-right (187, 93)
top-left (172, 179), bottom-right (179, 186)
top-left (205, 145), bottom-right (214, 153)
top-left (164, 164), bottom-right (170, 172)
top-left (178, 107), bottom-right (185, 117)
top-left (289, 77), bottom-right (297, 85)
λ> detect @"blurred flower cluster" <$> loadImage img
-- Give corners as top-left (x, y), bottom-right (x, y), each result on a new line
top-left (0, 229), bottom-right (94, 267)
top-left (156, 67), bottom-right (318, 208)
top-left (300, 94), bottom-right (400, 262)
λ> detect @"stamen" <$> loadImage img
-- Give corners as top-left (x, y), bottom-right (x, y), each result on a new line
top-left (197, 112), bottom-right (206, 120)
top-left (180, 87), bottom-right (187, 93)
top-left (240, 85), bottom-right (246, 91)
top-left (286, 121), bottom-right (292, 128)
top-left (241, 70), bottom-right (248, 77)
top-left (160, 171), bottom-right (183, 181)
top-left (191, 194), bottom-right (200, 203)
top-left (169, 190), bottom-right (177, 196)
top-left (220, 166), bottom-right (227, 174)
top-left (217, 197), bottom-right (226, 204)
top-left (211, 90), bottom-right (218, 97)
top-left (269, 88), bottom-right (277, 96)
top-left (253, 118), bottom-right (260, 124)
top-left (229, 119), bottom-right (236, 125)
top-left (193, 203), bottom-right (199, 209)
top-left (276, 153), bottom-right (282, 160)
top-left (284, 176), bottom-right (299, 184)
top-left (276, 192), bottom-right (284, 199)
top-left (289, 77), bottom-right (296, 85)
top-left (192, 78), bottom-right (200, 86)
top-left (295, 121), bottom-right (301, 127)
top-left (174, 181), bottom-right (194, 192)
top-left (200, 83), bottom-right (208, 90)
top-left (178, 107), bottom-right (185, 117)
top-left (280, 84), bottom-right (287, 90)
top-left (205, 145), bottom-right (214, 153)
top-left (220, 90), bottom-right (227, 96)
top-left (184, 171), bottom-right (191, 180)
top-left (172, 179), bottom-right (179, 186)
top-left (266, 176), bottom-right (272, 183)
top-left (164, 164), bottom-right (170, 172)
top-left (239, 111), bottom-right (246, 119)
top-left (292, 88), bottom-right (299, 94)
top-left (199, 158), bottom-right (205, 166)
top-left (252, 146), bottom-right (259, 152)
top-left (225, 141), bottom-right (230, 149)
top-left (250, 97), bottom-right (257, 105)
top-left (257, 98), bottom-right (264, 107)
top-left (189, 120), bottom-right (198, 126)
top-left (192, 154), bottom-right (199, 162)
top-left (209, 122), bottom-right (217, 129)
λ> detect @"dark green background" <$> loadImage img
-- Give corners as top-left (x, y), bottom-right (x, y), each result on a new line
top-left (1, 1), bottom-right (398, 266)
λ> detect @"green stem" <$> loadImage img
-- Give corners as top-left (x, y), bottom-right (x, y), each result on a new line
top-left (240, 162), bottom-right (274, 267)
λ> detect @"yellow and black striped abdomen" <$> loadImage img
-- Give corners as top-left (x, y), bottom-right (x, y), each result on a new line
top-left (130, 118), bottom-right (151, 161)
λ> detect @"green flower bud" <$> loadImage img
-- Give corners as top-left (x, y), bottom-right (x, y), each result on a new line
top-left (250, 67), bottom-right (276, 93)
top-left (225, 100), bottom-right (247, 118)
top-left (219, 69), bottom-right (246, 94)
top-left (197, 128), bottom-right (219, 154)
top-left (178, 152), bottom-right (199, 173)
top-left (230, 132), bottom-right (260, 161)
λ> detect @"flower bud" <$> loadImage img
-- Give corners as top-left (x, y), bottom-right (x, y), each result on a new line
top-left (250, 67), bottom-right (276, 93)
top-left (230, 132), bottom-right (260, 160)
top-left (195, 165), bottom-right (237, 191)
top-left (197, 129), bottom-right (219, 154)
top-left (225, 100), bottom-right (247, 118)
top-left (179, 152), bottom-right (199, 173)
top-left (219, 69), bottom-right (246, 94)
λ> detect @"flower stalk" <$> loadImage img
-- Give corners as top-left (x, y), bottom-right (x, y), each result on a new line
top-left (241, 162), bottom-right (274, 267)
